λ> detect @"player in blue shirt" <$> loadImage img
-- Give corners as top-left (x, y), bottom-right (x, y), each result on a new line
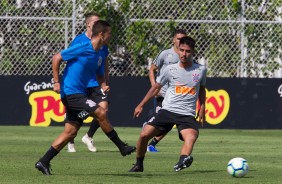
top-left (67, 12), bottom-right (110, 153)
top-left (35, 20), bottom-right (136, 175)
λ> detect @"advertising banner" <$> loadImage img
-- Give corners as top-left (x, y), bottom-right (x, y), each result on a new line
top-left (0, 76), bottom-right (281, 129)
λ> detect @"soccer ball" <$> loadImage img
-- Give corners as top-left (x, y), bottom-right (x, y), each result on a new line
top-left (227, 157), bottom-right (248, 177)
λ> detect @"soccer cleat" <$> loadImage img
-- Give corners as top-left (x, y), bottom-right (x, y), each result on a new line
top-left (67, 142), bottom-right (76, 152)
top-left (128, 164), bottom-right (144, 172)
top-left (82, 134), bottom-right (97, 152)
top-left (147, 145), bottom-right (159, 152)
top-left (174, 156), bottom-right (193, 172)
top-left (119, 143), bottom-right (136, 156)
top-left (35, 161), bottom-right (52, 175)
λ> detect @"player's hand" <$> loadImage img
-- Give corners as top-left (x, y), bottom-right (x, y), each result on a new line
top-left (133, 105), bottom-right (143, 118)
top-left (198, 114), bottom-right (205, 127)
top-left (197, 106), bottom-right (206, 127)
top-left (53, 83), bottom-right (60, 93)
top-left (101, 86), bottom-right (110, 94)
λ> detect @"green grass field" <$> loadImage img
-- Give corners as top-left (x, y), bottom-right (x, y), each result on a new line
top-left (0, 126), bottom-right (281, 184)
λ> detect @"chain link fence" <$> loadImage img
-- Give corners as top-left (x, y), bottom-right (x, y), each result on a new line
top-left (0, 0), bottom-right (282, 78)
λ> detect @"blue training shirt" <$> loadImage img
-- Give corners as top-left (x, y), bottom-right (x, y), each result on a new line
top-left (69, 32), bottom-right (109, 88)
top-left (60, 41), bottom-right (103, 97)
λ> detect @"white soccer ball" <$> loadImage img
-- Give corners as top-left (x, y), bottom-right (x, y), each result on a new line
top-left (227, 157), bottom-right (248, 177)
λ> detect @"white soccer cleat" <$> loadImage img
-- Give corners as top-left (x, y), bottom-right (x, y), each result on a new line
top-left (82, 134), bottom-right (97, 152)
top-left (67, 142), bottom-right (76, 152)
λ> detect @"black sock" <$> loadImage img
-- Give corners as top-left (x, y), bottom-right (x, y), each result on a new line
top-left (69, 140), bottom-right (74, 144)
top-left (87, 119), bottom-right (100, 137)
top-left (148, 137), bottom-right (159, 147)
top-left (106, 129), bottom-right (124, 148)
top-left (40, 146), bottom-right (59, 164)
top-left (136, 157), bottom-right (144, 166)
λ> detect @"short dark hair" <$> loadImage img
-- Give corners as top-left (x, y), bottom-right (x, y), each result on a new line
top-left (91, 20), bottom-right (111, 37)
top-left (84, 12), bottom-right (99, 23)
top-left (179, 36), bottom-right (196, 49)
top-left (173, 29), bottom-right (187, 37)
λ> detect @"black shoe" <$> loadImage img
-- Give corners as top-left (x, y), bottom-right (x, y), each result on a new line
top-left (174, 156), bottom-right (193, 172)
top-left (119, 143), bottom-right (136, 156)
top-left (128, 164), bottom-right (144, 172)
top-left (35, 161), bottom-right (52, 175)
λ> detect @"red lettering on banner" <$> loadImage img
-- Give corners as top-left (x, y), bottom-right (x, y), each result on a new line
top-left (196, 89), bottom-right (230, 125)
top-left (206, 96), bottom-right (225, 119)
top-left (29, 90), bottom-right (93, 127)
top-left (33, 96), bottom-right (65, 124)
top-left (205, 89), bottom-right (230, 125)
top-left (29, 90), bottom-right (65, 127)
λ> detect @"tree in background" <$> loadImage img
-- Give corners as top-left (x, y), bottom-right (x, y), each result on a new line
top-left (0, 0), bottom-right (73, 75)
top-left (1, 0), bottom-right (281, 77)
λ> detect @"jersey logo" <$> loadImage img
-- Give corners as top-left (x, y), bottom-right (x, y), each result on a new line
top-left (192, 73), bottom-right (200, 82)
top-left (167, 53), bottom-right (173, 58)
top-left (155, 106), bottom-right (161, 113)
top-left (175, 86), bottom-right (196, 95)
top-left (85, 99), bottom-right (96, 107)
top-left (77, 110), bottom-right (90, 120)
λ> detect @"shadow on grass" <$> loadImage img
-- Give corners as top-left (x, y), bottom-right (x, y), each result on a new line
top-left (96, 169), bottom-right (222, 178)
top-left (188, 170), bottom-right (221, 174)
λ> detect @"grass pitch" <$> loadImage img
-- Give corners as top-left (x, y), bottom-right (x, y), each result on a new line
top-left (0, 126), bottom-right (281, 184)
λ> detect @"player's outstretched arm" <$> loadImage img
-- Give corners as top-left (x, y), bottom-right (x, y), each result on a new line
top-left (198, 85), bottom-right (206, 126)
top-left (134, 83), bottom-right (161, 118)
top-left (52, 53), bottom-right (62, 93)
top-left (148, 64), bottom-right (158, 87)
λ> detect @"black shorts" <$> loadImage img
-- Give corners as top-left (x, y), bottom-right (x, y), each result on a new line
top-left (147, 109), bottom-right (199, 141)
top-left (61, 94), bottom-right (99, 126)
top-left (148, 96), bottom-right (164, 118)
top-left (154, 96), bottom-right (164, 112)
top-left (87, 87), bottom-right (109, 104)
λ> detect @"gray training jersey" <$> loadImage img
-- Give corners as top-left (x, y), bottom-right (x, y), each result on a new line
top-left (156, 62), bottom-right (207, 116)
top-left (152, 47), bottom-right (180, 97)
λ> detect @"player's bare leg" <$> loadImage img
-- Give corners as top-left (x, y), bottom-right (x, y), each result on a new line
top-left (129, 124), bottom-right (161, 172)
top-left (52, 122), bottom-right (80, 150)
top-left (35, 122), bottom-right (80, 175)
top-left (174, 129), bottom-right (198, 172)
top-left (179, 128), bottom-right (198, 155)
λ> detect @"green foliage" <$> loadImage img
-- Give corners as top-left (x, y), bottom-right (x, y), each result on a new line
top-left (232, 0), bottom-right (241, 14)
top-left (244, 23), bottom-right (282, 77)
top-left (0, 0), bottom-right (16, 15)
top-left (126, 20), bottom-right (157, 65)
top-left (1, 0), bottom-right (282, 77)
top-left (84, 0), bottom-right (131, 45)
top-left (86, 0), bottom-right (175, 73)
top-left (0, 59), bottom-right (13, 75)
top-left (0, 1), bottom-right (73, 75)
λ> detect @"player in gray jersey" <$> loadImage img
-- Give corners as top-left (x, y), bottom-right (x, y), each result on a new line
top-left (146, 29), bottom-right (187, 152)
top-left (129, 36), bottom-right (206, 172)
